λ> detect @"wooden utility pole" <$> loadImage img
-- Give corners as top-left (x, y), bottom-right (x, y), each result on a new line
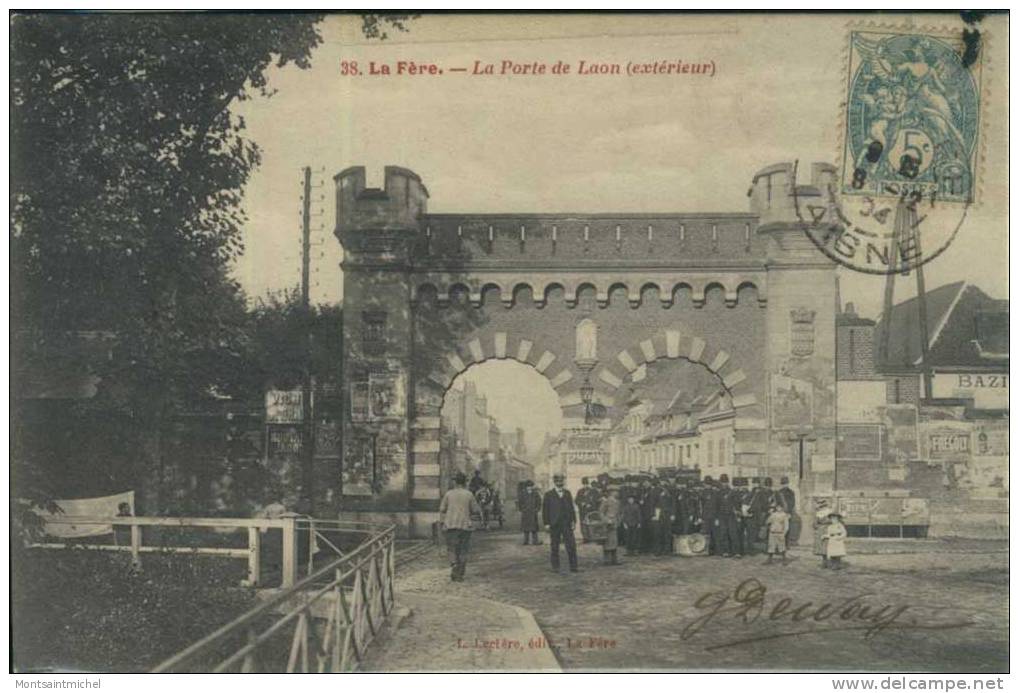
top-left (879, 198), bottom-right (933, 402)
top-left (300, 166), bottom-right (316, 514)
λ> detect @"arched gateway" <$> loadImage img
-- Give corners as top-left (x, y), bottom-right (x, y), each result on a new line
top-left (336, 162), bottom-right (840, 536)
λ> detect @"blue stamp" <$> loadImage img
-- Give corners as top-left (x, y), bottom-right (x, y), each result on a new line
top-left (841, 30), bottom-right (982, 203)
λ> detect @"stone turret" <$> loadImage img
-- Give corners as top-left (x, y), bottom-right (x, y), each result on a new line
top-left (749, 161), bottom-right (838, 266)
top-left (334, 165), bottom-right (428, 240)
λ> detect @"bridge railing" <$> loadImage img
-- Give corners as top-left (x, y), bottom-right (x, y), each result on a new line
top-left (151, 522), bottom-right (397, 673)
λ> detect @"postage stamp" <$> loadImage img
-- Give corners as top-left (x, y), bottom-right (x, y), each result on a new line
top-left (840, 28), bottom-right (983, 204)
top-left (798, 25), bottom-right (986, 275)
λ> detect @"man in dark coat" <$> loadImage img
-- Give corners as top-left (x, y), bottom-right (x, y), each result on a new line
top-left (517, 480), bottom-right (542, 545)
top-left (674, 482), bottom-right (697, 536)
top-left (732, 477), bottom-right (752, 557)
top-left (746, 477), bottom-right (770, 555)
top-left (576, 477), bottom-right (602, 543)
top-left (700, 477), bottom-right (718, 554)
top-left (542, 474), bottom-right (579, 573)
top-left (654, 480), bottom-right (677, 555)
top-left (469, 469), bottom-right (485, 494)
top-left (714, 474), bottom-right (742, 557)
top-left (639, 480), bottom-right (657, 554)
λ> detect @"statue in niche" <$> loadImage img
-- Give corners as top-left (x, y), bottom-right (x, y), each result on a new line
top-left (575, 318), bottom-right (598, 367)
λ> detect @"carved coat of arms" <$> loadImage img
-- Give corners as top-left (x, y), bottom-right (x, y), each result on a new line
top-left (790, 308), bottom-right (816, 357)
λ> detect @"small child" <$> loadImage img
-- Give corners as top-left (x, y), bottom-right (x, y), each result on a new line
top-left (824, 512), bottom-right (848, 569)
top-left (621, 495), bottom-right (642, 557)
top-left (764, 502), bottom-right (789, 565)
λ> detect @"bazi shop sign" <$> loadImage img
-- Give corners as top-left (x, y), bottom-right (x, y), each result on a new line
top-left (931, 372), bottom-right (1008, 409)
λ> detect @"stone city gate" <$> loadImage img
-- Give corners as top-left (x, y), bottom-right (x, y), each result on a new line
top-left (335, 162), bottom-right (840, 536)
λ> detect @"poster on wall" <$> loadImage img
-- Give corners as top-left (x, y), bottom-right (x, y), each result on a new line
top-left (972, 422), bottom-right (1009, 457)
top-left (265, 389), bottom-right (303, 424)
top-left (883, 404), bottom-right (919, 462)
top-left (342, 436), bottom-right (375, 496)
top-left (267, 425), bottom-right (302, 457)
top-left (316, 421), bottom-right (341, 456)
top-left (350, 381), bottom-right (370, 423)
top-left (771, 374), bottom-right (814, 429)
top-left (369, 372), bottom-right (405, 421)
top-left (836, 424), bottom-right (882, 461)
top-left (924, 423), bottom-right (972, 460)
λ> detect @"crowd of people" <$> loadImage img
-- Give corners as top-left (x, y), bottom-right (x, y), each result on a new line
top-left (571, 473), bottom-right (801, 563)
top-left (440, 468), bottom-right (849, 582)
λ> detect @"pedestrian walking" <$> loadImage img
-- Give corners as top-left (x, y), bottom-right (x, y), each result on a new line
top-left (621, 494), bottom-right (642, 556)
top-left (439, 472), bottom-right (483, 582)
top-left (542, 473), bottom-right (579, 573)
top-left (517, 480), bottom-right (542, 545)
top-left (763, 502), bottom-right (790, 565)
top-left (824, 512), bottom-right (848, 570)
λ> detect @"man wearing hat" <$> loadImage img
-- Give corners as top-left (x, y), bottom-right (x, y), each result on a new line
top-left (732, 477), bottom-right (752, 556)
top-left (439, 472), bottom-right (484, 582)
top-left (746, 477), bottom-right (769, 556)
top-left (699, 476), bottom-right (718, 554)
top-left (517, 480), bottom-right (542, 545)
top-left (653, 479), bottom-right (677, 556)
top-left (542, 473), bottom-right (580, 573)
top-left (639, 478), bottom-right (656, 554)
top-left (714, 474), bottom-right (742, 557)
top-left (576, 477), bottom-right (601, 544)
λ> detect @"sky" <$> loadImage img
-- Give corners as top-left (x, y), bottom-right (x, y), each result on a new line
top-left (230, 13), bottom-right (1009, 447)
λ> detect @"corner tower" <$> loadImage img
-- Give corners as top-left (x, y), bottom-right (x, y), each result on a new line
top-left (749, 162), bottom-right (839, 497)
top-left (335, 166), bottom-right (428, 525)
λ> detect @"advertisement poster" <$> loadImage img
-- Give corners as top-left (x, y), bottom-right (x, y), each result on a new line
top-left (771, 374), bottom-right (814, 430)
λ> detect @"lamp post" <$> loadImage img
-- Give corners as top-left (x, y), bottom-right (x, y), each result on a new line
top-left (580, 377), bottom-right (595, 425)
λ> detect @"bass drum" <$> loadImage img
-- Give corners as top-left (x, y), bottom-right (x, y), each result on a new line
top-left (675, 533), bottom-right (709, 556)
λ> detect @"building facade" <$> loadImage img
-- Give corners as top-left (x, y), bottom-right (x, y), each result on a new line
top-left (834, 284), bottom-right (1008, 538)
top-left (336, 162), bottom-right (840, 537)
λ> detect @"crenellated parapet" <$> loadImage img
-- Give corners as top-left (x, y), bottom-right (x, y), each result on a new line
top-left (335, 163), bottom-right (838, 271)
top-left (334, 165), bottom-right (429, 241)
top-left (411, 213), bottom-right (765, 266)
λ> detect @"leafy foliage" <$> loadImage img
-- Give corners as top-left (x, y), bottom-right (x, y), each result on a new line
top-left (233, 288), bottom-right (344, 399)
top-left (10, 13), bottom-right (412, 510)
top-left (12, 550), bottom-right (256, 672)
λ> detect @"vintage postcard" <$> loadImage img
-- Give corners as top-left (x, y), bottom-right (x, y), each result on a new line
top-left (9, 11), bottom-right (1009, 680)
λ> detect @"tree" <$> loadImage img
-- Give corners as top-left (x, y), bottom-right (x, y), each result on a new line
top-left (10, 13), bottom-right (413, 511)
top-left (237, 288), bottom-right (343, 398)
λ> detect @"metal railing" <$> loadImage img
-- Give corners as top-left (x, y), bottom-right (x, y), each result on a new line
top-left (151, 522), bottom-right (396, 673)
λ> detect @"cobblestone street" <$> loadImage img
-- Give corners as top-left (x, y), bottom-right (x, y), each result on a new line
top-left (393, 530), bottom-right (1008, 672)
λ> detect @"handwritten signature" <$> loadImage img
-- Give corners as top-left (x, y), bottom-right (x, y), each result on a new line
top-left (682, 578), bottom-right (975, 651)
